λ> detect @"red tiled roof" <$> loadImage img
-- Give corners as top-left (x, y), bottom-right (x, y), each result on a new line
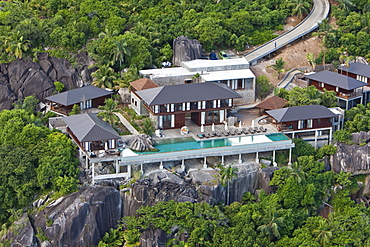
top-left (255, 96), bottom-right (288, 110)
top-left (130, 78), bottom-right (159, 91)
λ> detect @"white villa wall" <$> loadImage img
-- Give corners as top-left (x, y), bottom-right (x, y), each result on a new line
top-left (131, 92), bottom-right (148, 116)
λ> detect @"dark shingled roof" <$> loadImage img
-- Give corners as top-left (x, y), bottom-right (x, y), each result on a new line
top-left (338, 62), bottom-right (370, 78)
top-left (305, 70), bottom-right (367, 90)
top-left (130, 78), bottom-right (159, 91)
top-left (266, 105), bottom-right (337, 122)
top-left (45, 86), bottom-right (113, 106)
top-left (64, 113), bottom-right (120, 142)
top-left (136, 82), bottom-right (241, 105)
top-left (255, 96), bottom-right (288, 110)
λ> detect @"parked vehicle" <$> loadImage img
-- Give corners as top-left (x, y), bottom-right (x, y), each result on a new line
top-left (218, 51), bottom-right (229, 59)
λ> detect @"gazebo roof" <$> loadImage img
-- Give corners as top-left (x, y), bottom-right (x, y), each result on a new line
top-left (64, 113), bottom-right (120, 142)
top-left (266, 105), bottom-right (337, 122)
top-left (130, 78), bottom-right (159, 91)
top-left (255, 96), bottom-right (288, 110)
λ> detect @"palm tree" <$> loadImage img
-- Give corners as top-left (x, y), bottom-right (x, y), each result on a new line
top-left (312, 19), bottom-right (333, 71)
top-left (218, 164), bottom-right (238, 205)
top-left (97, 98), bottom-right (119, 126)
top-left (337, 0), bottom-right (355, 13)
top-left (141, 118), bottom-right (155, 136)
top-left (123, 229), bottom-right (140, 247)
top-left (269, 58), bottom-right (286, 79)
top-left (4, 31), bottom-right (30, 59)
top-left (257, 208), bottom-right (284, 242)
top-left (91, 64), bottom-right (117, 89)
top-left (339, 54), bottom-right (353, 76)
top-left (306, 53), bottom-right (316, 71)
top-left (312, 218), bottom-right (333, 247)
top-left (112, 38), bottom-right (130, 69)
top-left (289, 0), bottom-right (311, 19)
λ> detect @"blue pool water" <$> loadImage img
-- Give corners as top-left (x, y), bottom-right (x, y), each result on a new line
top-left (136, 133), bottom-right (290, 155)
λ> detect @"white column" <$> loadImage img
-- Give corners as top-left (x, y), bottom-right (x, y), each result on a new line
top-left (116, 159), bottom-right (119, 174)
top-left (128, 164), bottom-right (132, 178)
top-left (217, 100), bottom-right (221, 108)
top-left (182, 103), bottom-right (186, 111)
top-left (213, 100), bottom-right (217, 108)
top-left (255, 152), bottom-right (259, 163)
top-left (228, 99), bottom-right (232, 107)
top-left (92, 162), bottom-right (95, 185)
top-left (155, 105), bottom-right (159, 113)
top-left (141, 163), bottom-right (143, 174)
top-left (329, 128), bottom-right (333, 144)
top-left (181, 160), bottom-right (185, 171)
top-left (159, 116), bottom-right (163, 128)
top-left (221, 155), bottom-right (224, 165)
top-left (292, 132), bottom-right (295, 139)
top-left (187, 102), bottom-right (190, 111)
top-left (220, 110), bottom-right (225, 123)
top-left (167, 104), bottom-right (170, 112)
top-left (198, 101), bottom-right (202, 110)
top-left (314, 130), bottom-right (318, 149)
top-left (171, 114), bottom-right (175, 128)
top-left (201, 112), bottom-right (206, 124)
top-left (273, 150), bottom-right (277, 167)
top-left (202, 101), bottom-right (206, 109)
top-left (203, 157), bottom-right (207, 168)
top-left (238, 153), bottom-right (242, 164)
top-left (288, 148), bottom-right (292, 166)
top-left (159, 161), bottom-right (163, 170)
top-left (85, 156), bottom-right (89, 170)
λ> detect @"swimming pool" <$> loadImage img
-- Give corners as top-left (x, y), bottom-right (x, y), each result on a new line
top-left (136, 133), bottom-right (290, 155)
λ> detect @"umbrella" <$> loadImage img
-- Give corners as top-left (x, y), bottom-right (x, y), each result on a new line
top-left (224, 121), bottom-right (228, 130)
top-left (126, 134), bottom-right (154, 151)
top-left (201, 124), bottom-right (204, 133)
top-left (212, 123), bottom-right (215, 132)
top-left (239, 121), bottom-right (242, 128)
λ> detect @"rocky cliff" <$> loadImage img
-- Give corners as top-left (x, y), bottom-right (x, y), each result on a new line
top-left (331, 131), bottom-right (370, 174)
top-left (33, 186), bottom-right (121, 247)
top-left (172, 36), bottom-right (203, 66)
top-left (0, 52), bottom-right (95, 110)
top-left (7, 163), bottom-right (271, 247)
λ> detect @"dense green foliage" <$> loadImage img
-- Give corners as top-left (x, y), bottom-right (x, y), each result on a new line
top-left (0, 97), bottom-right (79, 224)
top-left (275, 85), bottom-right (337, 107)
top-left (317, 0), bottom-right (370, 63)
top-left (0, 0), bottom-right (301, 73)
top-left (256, 75), bottom-right (274, 100)
top-left (110, 155), bottom-right (370, 246)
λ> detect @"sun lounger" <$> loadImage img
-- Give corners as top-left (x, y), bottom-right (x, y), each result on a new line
top-left (229, 130), bottom-right (236, 135)
top-left (216, 131), bottom-right (222, 137)
top-left (242, 128), bottom-right (249, 134)
top-left (260, 126), bottom-right (267, 132)
top-left (222, 131), bottom-right (230, 136)
top-left (249, 127), bottom-right (256, 134)
top-left (254, 127), bottom-right (261, 133)
top-left (236, 129), bottom-right (243, 135)
top-left (210, 132), bottom-right (217, 137)
top-left (204, 132), bottom-right (211, 138)
top-left (197, 134), bottom-right (204, 139)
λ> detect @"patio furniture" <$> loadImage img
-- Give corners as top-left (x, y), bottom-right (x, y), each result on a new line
top-left (242, 128), bottom-right (249, 134)
top-left (204, 132), bottom-right (211, 138)
top-left (260, 126), bottom-right (267, 132)
top-left (254, 127), bottom-right (261, 133)
top-left (249, 127), bottom-right (256, 134)
top-left (236, 129), bottom-right (243, 135)
top-left (197, 134), bottom-right (204, 139)
top-left (215, 131), bottom-right (222, 137)
top-left (222, 131), bottom-right (230, 136)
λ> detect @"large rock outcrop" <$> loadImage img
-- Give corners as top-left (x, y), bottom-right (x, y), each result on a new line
top-left (33, 186), bottom-right (121, 247)
top-left (172, 36), bottom-right (203, 66)
top-left (331, 131), bottom-right (370, 174)
top-left (0, 52), bottom-right (95, 110)
top-left (1, 213), bottom-right (38, 247)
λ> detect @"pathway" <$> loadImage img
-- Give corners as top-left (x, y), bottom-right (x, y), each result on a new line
top-left (244, 0), bottom-right (330, 65)
top-left (115, 112), bottom-right (140, 135)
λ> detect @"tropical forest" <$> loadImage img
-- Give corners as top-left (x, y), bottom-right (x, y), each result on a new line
top-left (0, 0), bottom-right (370, 246)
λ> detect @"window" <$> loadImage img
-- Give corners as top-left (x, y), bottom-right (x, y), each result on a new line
top-left (132, 98), bottom-right (134, 103)
top-left (317, 118), bottom-right (321, 124)
top-left (134, 101), bottom-right (137, 106)
top-left (307, 119), bottom-right (313, 128)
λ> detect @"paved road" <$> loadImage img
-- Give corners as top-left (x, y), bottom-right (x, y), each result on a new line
top-left (244, 0), bottom-right (330, 65)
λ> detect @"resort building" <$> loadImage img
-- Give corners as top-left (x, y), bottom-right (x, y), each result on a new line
top-left (338, 62), bottom-right (370, 84)
top-left (130, 78), bottom-right (159, 116)
top-left (63, 113), bottom-right (121, 153)
top-left (45, 85), bottom-right (113, 116)
top-left (139, 58), bottom-right (256, 103)
top-left (255, 96), bottom-right (288, 115)
top-left (133, 82), bottom-right (242, 129)
top-left (266, 105), bottom-right (342, 148)
top-left (305, 70), bottom-right (369, 110)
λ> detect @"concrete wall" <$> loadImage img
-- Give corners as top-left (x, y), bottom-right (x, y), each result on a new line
top-left (151, 75), bottom-right (194, 86)
top-left (131, 92), bottom-right (148, 116)
top-left (234, 90), bottom-right (255, 104)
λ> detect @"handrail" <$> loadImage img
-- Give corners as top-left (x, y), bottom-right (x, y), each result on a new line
top-left (244, 0), bottom-right (330, 64)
